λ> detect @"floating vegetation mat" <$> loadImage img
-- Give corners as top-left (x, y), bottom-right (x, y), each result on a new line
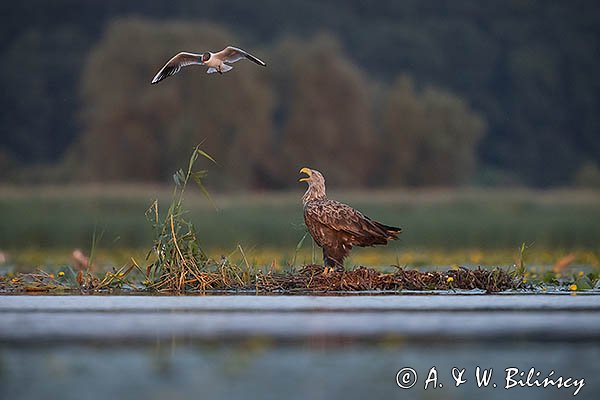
top-left (261, 265), bottom-right (521, 293)
top-left (0, 265), bottom-right (526, 294)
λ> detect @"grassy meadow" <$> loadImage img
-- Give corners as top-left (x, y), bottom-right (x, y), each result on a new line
top-left (1, 185), bottom-right (599, 273)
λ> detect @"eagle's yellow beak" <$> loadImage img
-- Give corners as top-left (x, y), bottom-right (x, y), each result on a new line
top-left (299, 167), bottom-right (312, 182)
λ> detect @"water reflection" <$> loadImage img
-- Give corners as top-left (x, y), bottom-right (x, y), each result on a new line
top-left (1, 340), bottom-right (598, 400)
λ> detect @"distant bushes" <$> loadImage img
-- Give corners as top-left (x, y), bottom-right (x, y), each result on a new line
top-left (378, 76), bottom-right (485, 186)
top-left (2, 1), bottom-right (599, 187)
top-left (72, 19), bottom-right (485, 189)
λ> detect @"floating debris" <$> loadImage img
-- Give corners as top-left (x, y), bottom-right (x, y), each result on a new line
top-left (553, 253), bottom-right (576, 273)
top-left (72, 249), bottom-right (94, 271)
top-left (1, 264), bottom-right (523, 294)
top-left (258, 265), bottom-right (521, 293)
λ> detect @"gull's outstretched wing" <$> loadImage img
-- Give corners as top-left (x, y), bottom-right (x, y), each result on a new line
top-left (151, 52), bottom-right (202, 84)
top-left (215, 46), bottom-right (266, 66)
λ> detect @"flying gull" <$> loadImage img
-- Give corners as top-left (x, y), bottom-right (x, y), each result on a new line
top-left (151, 46), bottom-right (266, 84)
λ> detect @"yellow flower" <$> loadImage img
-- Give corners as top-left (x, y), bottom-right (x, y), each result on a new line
top-left (58, 271), bottom-right (65, 277)
top-left (118, 272), bottom-right (124, 277)
top-left (522, 278), bottom-right (527, 284)
top-left (569, 284), bottom-right (577, 291)
top-left (578, 271), bottom-right (584, 277)
top-left (447, 276), bottom-right (454, 283)
top-left (11, 278), bottom-right (18, 283)
top-left (49, 274), bottom-right (55, 279)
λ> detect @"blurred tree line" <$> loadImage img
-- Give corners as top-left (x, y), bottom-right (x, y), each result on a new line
top-left (72, 20), bottom-right (484, 189)
top-left (1, 0), bottom-right (599, 188)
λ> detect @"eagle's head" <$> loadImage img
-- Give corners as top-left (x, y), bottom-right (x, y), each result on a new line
top-left (299, 167), bottom-right (326, 203)
top-left (299, 167), bottom-right (325, 184)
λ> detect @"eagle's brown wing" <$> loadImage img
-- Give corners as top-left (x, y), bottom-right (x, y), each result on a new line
top-left (305, 200), bottom-right (401, 248)
top-left (303, 202), bottom-right (352, 269)
top-left (151, 52), bottom-right (202, 84)
top-left (304, 199), bottom-right (401, 269)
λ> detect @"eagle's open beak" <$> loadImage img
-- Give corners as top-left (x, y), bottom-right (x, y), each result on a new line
top-left (299, 167), bottom-right (312, 182)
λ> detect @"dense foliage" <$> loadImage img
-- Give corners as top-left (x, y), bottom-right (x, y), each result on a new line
top-left (1, 0), bottom-right (598, 187)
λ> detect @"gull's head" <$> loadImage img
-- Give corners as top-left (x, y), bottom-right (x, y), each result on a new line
top-left (201, 52), bottom-right (211, 64)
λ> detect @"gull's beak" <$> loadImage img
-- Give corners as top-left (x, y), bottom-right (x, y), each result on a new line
top-left (299, 167), bottom-right (312, 182)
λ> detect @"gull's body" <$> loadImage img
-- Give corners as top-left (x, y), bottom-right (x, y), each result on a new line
top-left (151, 46), bottom-right (266, 84)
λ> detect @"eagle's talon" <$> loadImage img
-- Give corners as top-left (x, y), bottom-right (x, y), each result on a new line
top-left (322, 266), bottom-right (335, 276)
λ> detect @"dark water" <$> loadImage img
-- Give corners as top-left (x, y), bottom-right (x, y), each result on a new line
top-left (1, 295), bottom-right (599, 399)
top-left (1, 341), bottom-right (597, 400)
